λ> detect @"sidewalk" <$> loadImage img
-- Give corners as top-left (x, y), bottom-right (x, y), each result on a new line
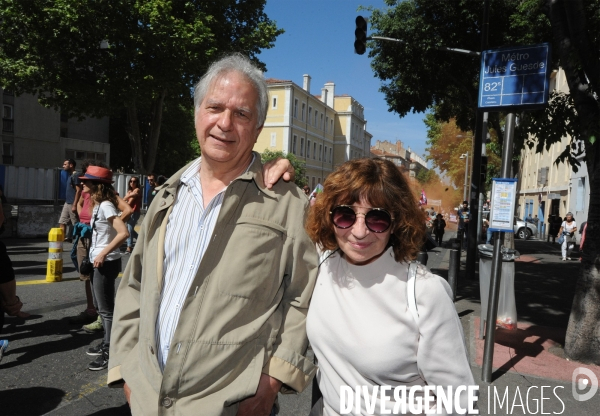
top-left (432, 233), bottom-right (600, 414)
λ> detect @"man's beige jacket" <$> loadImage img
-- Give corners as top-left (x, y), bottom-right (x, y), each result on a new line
top-left (108, 154), bottom-right (318, 415)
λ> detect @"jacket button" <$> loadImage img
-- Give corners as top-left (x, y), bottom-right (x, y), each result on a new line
top-left (161, 396), bottom-right (173, 407)
top-left (160, 201), bottom-right (166, 206)
top-left (150, 346), bottom-right (154, 355)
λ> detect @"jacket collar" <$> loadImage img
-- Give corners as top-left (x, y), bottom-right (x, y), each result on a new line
top-left (157, 151), bottom-right (278, 202)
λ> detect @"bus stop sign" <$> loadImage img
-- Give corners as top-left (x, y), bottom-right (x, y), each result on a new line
top-left (479, 43), bottom-right (551, 110)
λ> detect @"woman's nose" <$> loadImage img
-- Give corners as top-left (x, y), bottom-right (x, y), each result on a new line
top-left (351, 214), bottom-right (369, 238)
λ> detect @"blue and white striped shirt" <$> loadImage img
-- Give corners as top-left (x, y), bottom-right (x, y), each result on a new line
top-left (155, 156), bottom-right (253, 370)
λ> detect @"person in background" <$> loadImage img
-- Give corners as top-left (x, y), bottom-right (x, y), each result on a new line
top-left (305, 158), bottom-right (475, 414)
top-left (1, 201), bottom-right (30, 362)
top-left (458, 200), bottom-right (471, 248)
top-left (69, 162), bottom-right (133, 333)
top-left (146, 173), bottom-right (157, 207)
top-left (432, 213), bottom-right (446, 246)
top-left (80, 166), bottom-right (129, 371)
top-left (302, 185), bottom-right (311, 197)
top-left (526, 213), bottom-right (533, 223)
top-left (58, 159), bottom-right (82, 242)
top-left (557, 212), bottom-right (577, 261)
top-left (483, 213), bottom-right (492, 245)
top-left (123, 177), bottom-right (142, 254)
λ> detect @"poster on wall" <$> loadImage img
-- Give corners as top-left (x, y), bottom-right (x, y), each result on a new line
top-left (488, 178), bottom-right (518, 232)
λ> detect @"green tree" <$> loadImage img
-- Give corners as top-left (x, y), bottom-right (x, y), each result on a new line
top-left (368, 0), bottom-right (600, 363)
top-left (0, 0), bottom-right (283, 174)
top-left (260, 149), bottom-right (307, 188)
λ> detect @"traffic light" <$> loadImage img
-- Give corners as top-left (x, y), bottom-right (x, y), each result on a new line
top-left (354, 16), bottom-right (367, 55)
top-left (480, 155), bottom-right (488, 186)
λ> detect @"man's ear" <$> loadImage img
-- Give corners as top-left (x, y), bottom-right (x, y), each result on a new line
top-left (254, 125), bottom-right (264, 143)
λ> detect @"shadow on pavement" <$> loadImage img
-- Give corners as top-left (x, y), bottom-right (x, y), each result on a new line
top-left (0, 317), bottom-right (101, 370)
top-left (86, 404), bottom-right (132, 415)
top-left (0, 386), bottom-right (65, 415)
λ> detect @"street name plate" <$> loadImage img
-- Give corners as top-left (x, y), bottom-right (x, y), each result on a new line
top-left (479, 43), bottom-right (551, 110)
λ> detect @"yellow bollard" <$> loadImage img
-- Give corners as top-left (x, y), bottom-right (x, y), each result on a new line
top-left (47, 228), bottom-right (64, 282)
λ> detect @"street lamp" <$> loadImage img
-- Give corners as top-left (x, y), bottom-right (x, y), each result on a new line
top-left (459, 152), bottom-right (469, 201)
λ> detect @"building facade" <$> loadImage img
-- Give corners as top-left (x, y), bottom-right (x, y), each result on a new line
top-left (1, 88), bottom-right (110, 169)
top-left (255, 75), bottom-right (372, 189)
top-left (370, 139), bottom-right (428, 179)
top-left (516, 68), bottom-right (589, 233)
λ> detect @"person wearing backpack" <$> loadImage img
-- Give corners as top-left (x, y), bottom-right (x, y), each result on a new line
top-left (305, 158), bottom-right (475, 415)
top-left (79, 165), bottom-right (129, 371)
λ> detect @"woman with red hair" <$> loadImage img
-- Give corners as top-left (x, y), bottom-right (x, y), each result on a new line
top-left (305, 158), bottom-right (475, 415)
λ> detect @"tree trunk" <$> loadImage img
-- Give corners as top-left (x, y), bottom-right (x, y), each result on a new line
top-left (564, 156), bottom-right (600, 364)
top-left (124, 90), bottom-right (167, 174)
top-left (546, 0), bottom-right (600, 364)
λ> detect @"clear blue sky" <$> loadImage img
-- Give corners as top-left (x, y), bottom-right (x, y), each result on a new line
top-left (260, 0), bottom-right (430, 158)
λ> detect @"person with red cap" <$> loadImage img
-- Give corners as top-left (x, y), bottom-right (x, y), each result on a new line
top-left (79, 165), bottom-right (129, 371)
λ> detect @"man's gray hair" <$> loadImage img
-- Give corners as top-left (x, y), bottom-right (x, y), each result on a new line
top-left (193, 53), bottom-right (268, 129)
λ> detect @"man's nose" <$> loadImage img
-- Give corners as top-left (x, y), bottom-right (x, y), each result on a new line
top-left (217, 110), bottom-right (233, 132)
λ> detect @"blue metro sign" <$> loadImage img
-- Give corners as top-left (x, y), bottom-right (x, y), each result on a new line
top-left (478, 43), bottom-right (551, 110)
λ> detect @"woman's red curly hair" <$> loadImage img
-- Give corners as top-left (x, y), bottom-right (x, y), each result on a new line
top-left (305, 158), bottom-right (426, 262)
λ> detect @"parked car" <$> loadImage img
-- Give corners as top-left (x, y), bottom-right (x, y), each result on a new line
top-left (482, 212), bottom-right (537, 239)
top-left (514, 216), bottom-right (537, 239)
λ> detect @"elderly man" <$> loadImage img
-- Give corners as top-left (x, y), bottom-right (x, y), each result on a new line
top-left (108, 54), bottom-right (317, 416)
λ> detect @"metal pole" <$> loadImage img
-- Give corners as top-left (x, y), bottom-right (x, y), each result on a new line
top-left (463, 152), bottom-right (469, 201)
top-left (465, 0), bottom-right (490, 281)
top-left (482, 112), bottom-right (516, 382)
top-left (448, 247), bottom-right (460, 301)
top-left (476, 112), bottom-right (489, 243)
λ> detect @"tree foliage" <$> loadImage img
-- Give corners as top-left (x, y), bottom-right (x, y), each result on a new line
top-left (260, 149), bottom-right (308, 188)
top-left (425, 114), bottom-right (501, 192)
top-left (368, 0), bottom-right (600, 363)
top-left (0, 0), bottom-right (283, 173)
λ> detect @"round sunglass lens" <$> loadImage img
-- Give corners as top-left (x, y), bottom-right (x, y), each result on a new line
top-left (332, 207), bottom-right (356, 228)
top-left (365, 210), bottom-right (392, 232)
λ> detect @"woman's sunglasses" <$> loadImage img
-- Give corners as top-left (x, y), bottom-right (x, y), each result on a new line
top-left (330, 205), bottom-right (393, 233)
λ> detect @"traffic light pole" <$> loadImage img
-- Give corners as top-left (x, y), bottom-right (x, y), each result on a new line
top-left (465, 0), bottom-right (490, 280)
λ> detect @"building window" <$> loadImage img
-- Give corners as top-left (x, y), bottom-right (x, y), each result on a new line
top-left (2, 142), bottom-right (14, 164)
top-left (576, 178), bottom-right (586, 211)
top-left (325, 116), bottom-right (329, 132)
top-left (329, 147), bottom-right (332, 163)
top-left (60, 113), bottom-right (69, 138)
top-left (318, 177), bottom-right (321, 185)
top-left (272, 96), bottom-right (277, 109)
top-left (294, 99), bottom-right (298, 118)
top-left (300, 137), bottom-right (305, 156)
top-left (301, 103), bottom-right (306, 121)
top-left (312, 177), bottom-right (316, 189)
top-left (292, 135), bottom-right (297, 154)
top-left (324, 146), bottom-right (327, 162)
top-left (319, 144), bottom-right (322, 161)
top-left (270, 133), bottom-right (276, 147)
top-left (330, 120), bottom-right (333, 133)
top-left (308, 107), bottom-right (312, 125)
top-left (313, 142), bottom-right (317, 159)
top-left (314, 111), bottom-right (318, 127)
top-left (320, 114), bottom-right (324, 130)
top-left (307, 140), bottom-right (311, 158)
top-left (2, 105), bottom-right (13, 133)
top-left (3, 89), bottom-right (14, 96)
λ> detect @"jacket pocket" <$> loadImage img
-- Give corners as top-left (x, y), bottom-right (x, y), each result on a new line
top-left (217, 222), bottom-right (284, 301)
top-left (223, 340), bottom-right (265, 407)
